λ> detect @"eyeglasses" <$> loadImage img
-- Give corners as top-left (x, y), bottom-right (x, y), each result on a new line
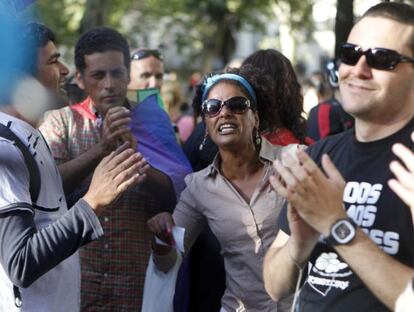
top-left (131, 49), bottom-right (163, 61)
top-left (201, 96), bottom-right (252, 118)
top-left (339, 43), bottom-right (414, 70)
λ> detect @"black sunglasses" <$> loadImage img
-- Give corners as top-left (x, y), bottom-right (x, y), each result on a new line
top-left (339, 43), bottom-right (414, 70)
top-left (201, 96), bottom-right (252, 118)
top-left (131, 49), bottom-right (163, 61)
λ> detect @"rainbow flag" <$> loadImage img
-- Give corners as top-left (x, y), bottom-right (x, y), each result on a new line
top-left (130, 92), bottom-right (192, 198)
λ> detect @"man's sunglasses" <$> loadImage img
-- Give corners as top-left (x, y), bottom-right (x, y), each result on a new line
top-left (339, 43), bottom-right (414, 70)
top-left (201, 96), bottom-right (252, 118)
top-left (131, 49), bottom-right (163, 61)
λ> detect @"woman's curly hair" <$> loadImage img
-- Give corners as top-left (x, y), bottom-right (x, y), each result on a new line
top-left (243, 49), bottom-right (307, 143)
top-left (192, 64), bottom-right (282, 134)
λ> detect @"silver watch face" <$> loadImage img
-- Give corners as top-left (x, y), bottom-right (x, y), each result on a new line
top-left (332, 220), bottom-right (356, 244)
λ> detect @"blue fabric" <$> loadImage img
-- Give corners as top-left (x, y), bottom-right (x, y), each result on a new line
top-left (130, 94), bottom-right (192, 198)
top-left (15, 0), bottom-right (37, 11)
top-left (131, 94), bottom-right (192, 312)
top-left (0, 0), bottom-right (37, 104)
top-left (0, 20), bottom-right (31, 104)
top-left (201, 73), bottom-right (257, 103)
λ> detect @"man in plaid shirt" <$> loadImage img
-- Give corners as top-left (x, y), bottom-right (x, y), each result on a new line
top-left (39, 27), bottom-right (176, 311)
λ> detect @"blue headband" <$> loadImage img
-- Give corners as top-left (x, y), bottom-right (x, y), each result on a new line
top-left (201, 73), bottom-right (257, 104)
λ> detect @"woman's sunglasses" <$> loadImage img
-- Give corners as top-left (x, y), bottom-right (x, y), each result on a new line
top-left (339, 43), bottom-right (414, 70)
top-left (201, 96), bottom-right (252, 118)
top-left (131, 49), bottom-right (163, 61)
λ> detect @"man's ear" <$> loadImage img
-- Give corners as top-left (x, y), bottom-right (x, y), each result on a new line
top-left (75, 71), bottom-right (85, 90)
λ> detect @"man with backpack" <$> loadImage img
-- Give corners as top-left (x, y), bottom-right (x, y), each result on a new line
top-left (0, 22), bottom-right (146, 312)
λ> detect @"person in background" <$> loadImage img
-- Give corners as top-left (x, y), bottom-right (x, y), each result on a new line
top-left (127, 47), bottom-right (164, 101)
top-left (39, 27), bottom-right (176, 311)
top-left (243, 49), bottom-right (309, 146)
top-left (127, 48), bottom-right (194, 146)
top-left (307, 66), bottom-right (354, 142)
top-left (161, 78), bottom-right (194, 143)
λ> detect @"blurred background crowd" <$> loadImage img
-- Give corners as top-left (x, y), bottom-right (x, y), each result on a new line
top-left (3, 0), bottom-right (404, 133)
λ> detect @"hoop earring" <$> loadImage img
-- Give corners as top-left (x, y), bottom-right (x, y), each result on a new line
top-left (199, 131), bottom-right (208, 151)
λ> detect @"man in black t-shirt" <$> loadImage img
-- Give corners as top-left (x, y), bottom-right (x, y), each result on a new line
top-left (263, 2), bottom-right (414, 312)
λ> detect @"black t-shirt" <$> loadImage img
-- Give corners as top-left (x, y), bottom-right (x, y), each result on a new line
top-left (279, 118), bottom-right (414, 312)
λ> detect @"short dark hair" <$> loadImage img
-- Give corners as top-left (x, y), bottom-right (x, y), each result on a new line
top-left (23, 23), bottom-right (56, 76)
top-left (362, 2), bottom-right (414, 54)
top-left (25, 22), bottom-right (55, 48)
top-left (75, 27), bottom-right (130, 73)
top-left (242, 49), bottom-right (307, 143)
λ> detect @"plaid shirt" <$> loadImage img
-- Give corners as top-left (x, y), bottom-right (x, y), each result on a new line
top-left (40, 98), bottom-right (160, 311)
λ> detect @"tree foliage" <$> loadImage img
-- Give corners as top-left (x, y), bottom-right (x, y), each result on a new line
top-left (128, 0), bottom-right (285, 70)
top-left (33, 0), bottom-right (315, 71)
top-left (33, 0), bottom-right (85, 44)
top-left (335, 0), bottom-right (353, 58)
top-left (28, 0), bottom-right (414, 71)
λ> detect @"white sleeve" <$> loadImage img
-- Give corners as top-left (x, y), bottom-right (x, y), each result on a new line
top-left (395, 277), bottom-right (414, 312)
top-left (0, 139), bottom-right (33, 214)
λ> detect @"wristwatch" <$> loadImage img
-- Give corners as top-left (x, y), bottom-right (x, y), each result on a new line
top-left (325, 218), bottom-right (357, 246)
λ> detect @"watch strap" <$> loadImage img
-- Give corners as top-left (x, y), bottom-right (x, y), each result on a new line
top-left (325, 217), bottom-right (357, 246)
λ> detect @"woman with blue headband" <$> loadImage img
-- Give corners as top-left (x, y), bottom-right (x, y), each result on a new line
top-left (148, 65), bottom-right (300, 311)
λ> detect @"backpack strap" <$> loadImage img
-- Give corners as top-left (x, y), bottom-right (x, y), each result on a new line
top-left (0, 123), bottom-right (41, 204)
top-left (0, 123), bottom-right (41, 308)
